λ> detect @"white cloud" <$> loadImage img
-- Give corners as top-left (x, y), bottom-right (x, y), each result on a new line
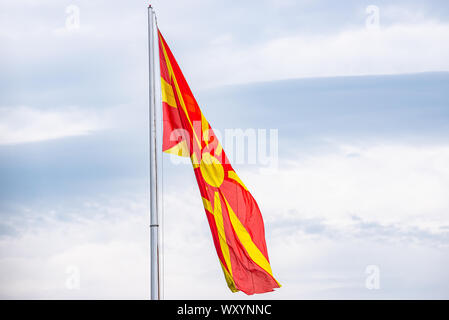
top-left (2, 1), bottom-right (448, 92)
top-left (246, 142), bottom-right (449, 230)
top-left (183, 22), bottom-right (449, 88)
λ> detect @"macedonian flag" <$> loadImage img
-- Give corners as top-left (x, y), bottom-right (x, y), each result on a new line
top-left (158, 30), bottom-right (280, 295)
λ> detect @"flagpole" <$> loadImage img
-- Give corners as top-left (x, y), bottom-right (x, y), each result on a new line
top-left (148, 4), bottom-right (160, 300)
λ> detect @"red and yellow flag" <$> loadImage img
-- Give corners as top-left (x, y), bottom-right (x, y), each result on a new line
top-left (158, 30), bottom-right (280, 295)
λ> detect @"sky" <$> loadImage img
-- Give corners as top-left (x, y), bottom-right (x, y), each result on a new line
top-left (0, 0), bottom-right (449, 299)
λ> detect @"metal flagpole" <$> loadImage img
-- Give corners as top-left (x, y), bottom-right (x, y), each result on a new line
top-left (148, 4), bottom-right (161, 300)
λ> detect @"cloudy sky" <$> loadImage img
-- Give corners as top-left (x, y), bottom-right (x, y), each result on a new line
top-left (1, 0), bottom-right (449, 299)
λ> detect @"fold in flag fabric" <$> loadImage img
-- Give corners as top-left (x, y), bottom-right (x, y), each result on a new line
top-left (158, 30), bottom-right (280, 295)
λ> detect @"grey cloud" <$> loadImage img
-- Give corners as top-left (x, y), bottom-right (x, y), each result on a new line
top-left (269, 212), bottom-right (449, 247)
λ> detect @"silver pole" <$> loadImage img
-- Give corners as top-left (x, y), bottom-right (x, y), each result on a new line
top-left (148, 5), bottom-right (160, 300)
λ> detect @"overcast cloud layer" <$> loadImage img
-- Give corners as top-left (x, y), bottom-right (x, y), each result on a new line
top-left (1, 0), bottom-right (449, 299)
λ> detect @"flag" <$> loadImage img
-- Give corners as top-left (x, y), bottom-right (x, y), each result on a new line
top-left (158, 30), bottom-right (280, 295)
